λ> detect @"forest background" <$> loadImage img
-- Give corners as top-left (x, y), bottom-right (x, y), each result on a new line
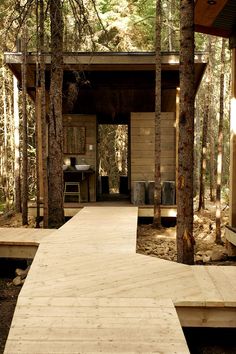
top-left (0, 0), bottom-right (231, 228)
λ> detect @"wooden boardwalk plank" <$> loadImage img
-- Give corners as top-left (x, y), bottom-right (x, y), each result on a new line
top-left (205, 266), bottom-right (236, 306)
top-left (4, 206), bottom-right (236, 353)
top-left (191, 266), bottom-right (223, 306)
top-left (0, 227), bottom-right (53, 245)
top-left (5, 298), bottom-right (189, 354)
top-left (0, 228), bottom-right (53, 258)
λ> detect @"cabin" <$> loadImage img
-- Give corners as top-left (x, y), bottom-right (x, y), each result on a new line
top-left (4, 52), bottom-right (206, 216)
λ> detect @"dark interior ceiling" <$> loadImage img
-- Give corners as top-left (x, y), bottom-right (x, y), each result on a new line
top-left (5, 53), bottom-right (206, 123)
top-left (62, 70), bottom-right (180, 119)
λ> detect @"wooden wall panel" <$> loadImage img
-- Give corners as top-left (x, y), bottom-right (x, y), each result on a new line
top-left (131, 112), bottom-right (176, 187)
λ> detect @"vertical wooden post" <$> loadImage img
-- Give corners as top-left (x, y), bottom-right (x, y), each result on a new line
top-left (230, 48), bottom-right (236, 227)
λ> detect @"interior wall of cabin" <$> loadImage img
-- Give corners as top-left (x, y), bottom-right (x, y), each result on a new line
top-left (63, 114), bottom-right (97, 202)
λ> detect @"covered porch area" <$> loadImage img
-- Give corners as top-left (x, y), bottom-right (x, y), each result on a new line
top-left (5, 51), bottom-right (206, 214)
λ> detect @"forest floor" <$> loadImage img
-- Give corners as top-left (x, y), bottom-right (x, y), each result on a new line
top-left (0, 276), bottom-right (21, 354)
top-left (0, 202), bottom-right (236, 353)
top-left (137, 200), bottom-right (235, 265)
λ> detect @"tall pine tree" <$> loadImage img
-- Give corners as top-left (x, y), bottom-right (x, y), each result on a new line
top-left (177, 0), bottom-right (195, 264)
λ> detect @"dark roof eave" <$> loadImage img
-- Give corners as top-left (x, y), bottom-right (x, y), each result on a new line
top-left (195, 24), bottom-right (231, 38)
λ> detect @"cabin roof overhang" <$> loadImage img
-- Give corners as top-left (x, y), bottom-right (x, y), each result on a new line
top-left (194, 0), bottom-right (236, 38)
top-left (4, 51), bottom-right (207, 97)
top-left (5, 51), bottom-right (206, 71)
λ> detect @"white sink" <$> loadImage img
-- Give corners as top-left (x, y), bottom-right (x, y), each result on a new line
top-left (75, 164), bottom-right (90, 171)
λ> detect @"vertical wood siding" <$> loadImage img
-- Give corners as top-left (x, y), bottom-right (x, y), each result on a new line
top-left (131, 112), bottom-right (176, 185)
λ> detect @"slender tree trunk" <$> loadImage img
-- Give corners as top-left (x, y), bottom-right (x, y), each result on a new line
top-left (48, 0), bottom-right (64, 228)
top-left (194, 103), bottom-right (201, 196)
top-left (39, 0), bottom-right (49, 228)
top-left (8, 76), bottom-right (14, 207)
top-left (198, 71), bottom-right (210, 211)
top-left (209, 38), bottom-right (216, 202)
top-left (209, 118), bottom-right (216, 201)
top-left (21, 28), bottom-right (28, 225)
top-left (177, 0), bottom-right (195, 264)
top-left (35, 0), bottom-right (41, 228)
top-left (167, 0), bottom-right (173, 51)
top-left (2, 66), bottom-right (10, 210)
top-left (13, 76), bottom-right (21, 212)
top-left (153, 0), bottom-right (162, 227)
top-left (215, 38), bottom-right (226, 244)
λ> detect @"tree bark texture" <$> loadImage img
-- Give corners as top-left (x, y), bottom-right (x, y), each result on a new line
top-left (13, 76), bottom-right (21, 213)
top-left (209, 38), bottom-right (216, 202)
top-left (21, 29), bottom-right (28, 225)
top-left (48, 0), bottom-right (64, 228)
top-left (209, 114), bottom-right (216, 201)
top-left (39, 0), bottom-right (49, 228)
top-left (194, 102), bottom-right (201, 196)
top-left (198, 68), bottom-right (210, 211)
top-left (35, 0), bottom-right (40, 228)
top-left (2, 66), bottom-right (10, 210)
top-left (153, 0), bottom-right (162, 227)
top-left (177, 0), bottom-right (195, 264)
top-left (215, 38), bottom-right (226, 244)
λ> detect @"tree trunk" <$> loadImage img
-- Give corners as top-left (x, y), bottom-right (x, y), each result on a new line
top-left (209, 116), bottom-right (216, 201)
top-left (39, 0), bottom-right (49, 228)
top-left (2, 66), bottom-right (10, 211)
top-left (215, 38), bottom-right (226, 244)
top-left (13, 76), bottom-right (21, 212)
top-left (48, 0), bottom-right (64, 228)
top-left (177, 0), bottom-right (195, 265)
top-left (35, 0), bottom-right (41, 228)
top-left (209, 38), bottom-right (216, 202)
top-left (167, 0), bottom-right (173, 51)
top-left (153, 0), bottom-right (162, 227)
top-left (194, 101), bottom-right (201, 196)
top-left (198, 70), bottom-right (210, 211)
top-left (21, 28), bottom-right (28, 225)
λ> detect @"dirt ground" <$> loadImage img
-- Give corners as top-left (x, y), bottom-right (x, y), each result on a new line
top-left (0, 258), bottom-right (25, 354)
top-left (137, 204), bottom-right (235, 265)
top-left (0, 204), bottom-right (236, 353)
top-left (0, 279), bottom-right (21, 354)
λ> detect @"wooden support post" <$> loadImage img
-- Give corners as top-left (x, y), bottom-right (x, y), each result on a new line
top-left (230, 48), bottom-right (236, 227)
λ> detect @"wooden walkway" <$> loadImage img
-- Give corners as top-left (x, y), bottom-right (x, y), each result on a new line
top-left (0, 228), bottom-right (53, 258)
top-left (4, 207), bottom-right (236, 353)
